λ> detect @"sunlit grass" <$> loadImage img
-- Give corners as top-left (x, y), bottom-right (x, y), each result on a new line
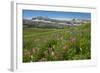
top-left (23, 23), bottom-right (91, 62)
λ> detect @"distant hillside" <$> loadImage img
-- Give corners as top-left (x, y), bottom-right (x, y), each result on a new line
top-left (23, 16), bottom-right (90, 28)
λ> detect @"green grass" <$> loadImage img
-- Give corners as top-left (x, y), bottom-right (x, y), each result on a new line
top-left (23, 23), bottom-right (91, 62)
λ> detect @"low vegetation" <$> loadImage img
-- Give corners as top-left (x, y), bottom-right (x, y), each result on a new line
top-left (23, 23), bottom-right (91, 62)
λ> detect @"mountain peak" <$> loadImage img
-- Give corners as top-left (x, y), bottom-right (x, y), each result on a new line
top-left (32, 16), bottom-right (49, 20)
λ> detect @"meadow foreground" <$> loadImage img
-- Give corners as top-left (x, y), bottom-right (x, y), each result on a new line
top-left (23, 23), bottom-right (91, 62)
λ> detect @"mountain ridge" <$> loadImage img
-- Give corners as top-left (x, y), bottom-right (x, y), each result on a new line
top-left (23, 16), bottom-right (90, 28)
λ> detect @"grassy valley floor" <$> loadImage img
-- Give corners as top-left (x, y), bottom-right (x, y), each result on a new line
top-left (23, 23), bottom-right (91, 62)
